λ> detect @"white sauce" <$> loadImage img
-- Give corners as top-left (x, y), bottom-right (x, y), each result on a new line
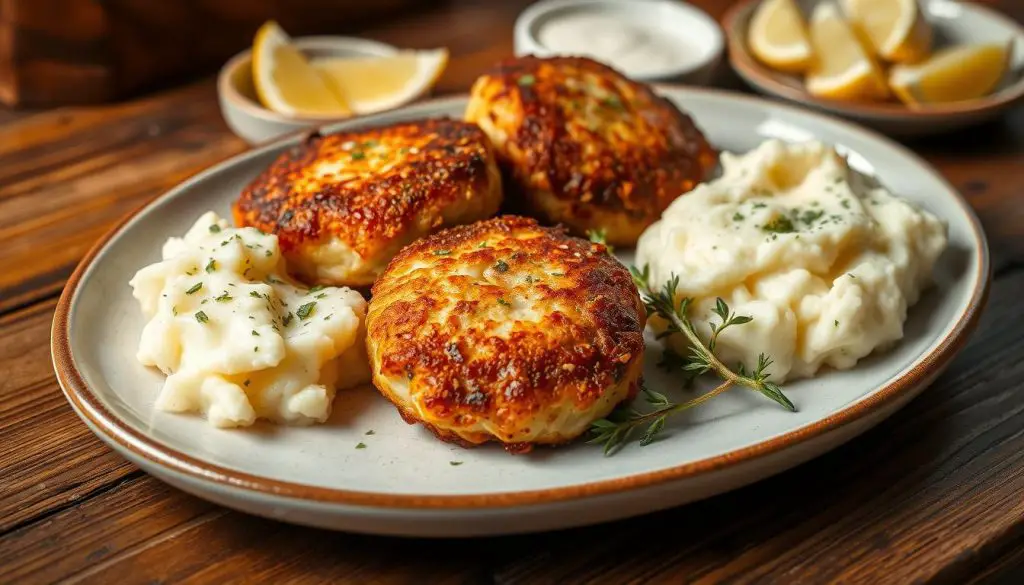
top-left (537, 12), bottom-right (697, 76)
top-left (129, 211), bottom-right (370, 428)
top-left (635, 140), bottom-right (948, 383)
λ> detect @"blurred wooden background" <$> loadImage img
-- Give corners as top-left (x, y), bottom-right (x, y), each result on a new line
top-left (0, 0), bottom-right (443, 107)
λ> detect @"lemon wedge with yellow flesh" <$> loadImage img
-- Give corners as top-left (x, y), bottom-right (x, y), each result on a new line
top-left (252, 20), bottom-right (351, 117)
top-left (310, 49), bottom-right (449, 115)
top-left (889, 42), bottom-right (1012, 106)
top-left (805, 2), bottom-right (890, 102)
top-left (840, 0), bottom-right (932, 64)
top-left (748, 0), bottom-right (813, 73)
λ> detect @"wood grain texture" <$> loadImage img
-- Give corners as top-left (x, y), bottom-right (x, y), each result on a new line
top-left (0, 0), bottom-right (1023, 583)
top-left (0, 300), bottom-right (137, 534)
top-left (2, 269), bottom-right (1023, 584)
top-left (0, 0), bottom-right (442, 107)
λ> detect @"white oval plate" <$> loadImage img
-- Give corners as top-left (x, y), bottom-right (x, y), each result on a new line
top-left (52, 87), bottom-right (990, 537)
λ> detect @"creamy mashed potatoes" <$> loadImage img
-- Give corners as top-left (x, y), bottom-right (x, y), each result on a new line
top-left (636, 139), bottom-right (948, 383)
top-left (129, 211), bottom-right (370, 428)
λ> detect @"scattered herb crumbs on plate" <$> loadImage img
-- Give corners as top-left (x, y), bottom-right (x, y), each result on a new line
top-left (296, 301), bottom-right (316, 320)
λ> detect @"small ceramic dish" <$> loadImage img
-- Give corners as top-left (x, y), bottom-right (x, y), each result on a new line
top-left (513, 0), bottom-right (725, 86)
top-left (723, 0), bottom-right (1024, 137)
top-left (217, 36), bottom-right (399, 145)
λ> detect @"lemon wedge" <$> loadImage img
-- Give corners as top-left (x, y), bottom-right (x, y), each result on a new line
top-left (805, 2), bottom-right (890, 102)
top-left (840, 0), bottom-right (932, 63)
top-left (748, 0), bottom-right (813, 73)
top-left (252, 20), bottom-right (351, 117)
top-left (311, 49), bottom-right (449, 115)
top-left (889, 42), bottom-right (1011, 106)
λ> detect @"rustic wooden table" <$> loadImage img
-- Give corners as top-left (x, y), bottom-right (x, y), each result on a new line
top-left (2, 1), bottom-right (1023, 583)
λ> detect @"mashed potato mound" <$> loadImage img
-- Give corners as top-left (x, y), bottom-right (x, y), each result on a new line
top-left (129, 211), bottom-right (369, 428)
top-left (636, 139), bottom-right (948, 383)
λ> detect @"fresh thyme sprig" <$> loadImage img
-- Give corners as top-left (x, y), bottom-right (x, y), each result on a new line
top-left (589, 264), bottom-right (796, 455)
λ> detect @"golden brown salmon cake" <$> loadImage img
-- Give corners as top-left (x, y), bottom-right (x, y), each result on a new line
top-left (465, 55), bottom-right (718, 247)
top-left (232, 118), bottom-right (503, 288)
top-left (366, 215), bottom-right (646, 453)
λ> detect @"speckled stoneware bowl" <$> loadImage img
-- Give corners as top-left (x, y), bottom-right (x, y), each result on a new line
top-left (724, 0), bottom-right (1024, 137)
top-left (217, 36), bottom-right (399, 145)
top-left (513, 0), bottom-right (725, 86)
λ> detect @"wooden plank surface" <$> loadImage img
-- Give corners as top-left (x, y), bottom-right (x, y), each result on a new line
top-left (1, 0), bottom-right (1023, 583)
top-left (2, 270), bottom-right (1024, 583)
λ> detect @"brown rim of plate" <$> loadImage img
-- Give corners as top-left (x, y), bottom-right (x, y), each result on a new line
top-left (51, 89), bottom-right (992, 510)
top-left (723, 0), bottom-right (1024, 119)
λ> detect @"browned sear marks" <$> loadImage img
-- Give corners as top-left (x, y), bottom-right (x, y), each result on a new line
top-left (465, 55), bottom-right (719, 246)
top-left (366, 215), bottom-right (646, 453)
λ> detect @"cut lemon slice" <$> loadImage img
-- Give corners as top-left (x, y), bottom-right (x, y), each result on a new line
top-left (311, 49), bottom-right (449, 115)
top-left (840, 0), bottom-right (932, 63)
top-left (889, 42), bottom-right (1012, 106)
top-left (252, 20), bottom-right (351, 117)
top-left (805, 2), bottom-right (890, 102)
top-left (748, 0), bottom-right (813, 73)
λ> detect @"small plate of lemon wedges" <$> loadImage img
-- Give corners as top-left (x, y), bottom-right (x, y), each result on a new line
top-left (724, 0), bottom-right (1024, 136)
top-left (219, 21), bottom-right (449, 144)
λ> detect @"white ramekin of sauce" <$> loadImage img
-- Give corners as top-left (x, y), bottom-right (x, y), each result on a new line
top-left (513, 0), bottom-right (724, 85)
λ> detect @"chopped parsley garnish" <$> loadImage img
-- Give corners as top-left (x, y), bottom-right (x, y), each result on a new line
top-left (309, 284), bottom-right (326, 293)
top-left (733, 212), bottom-right (745, 222)
top-left (355, 442), bottom-right (367, 449)
top-left (194, 311), bottom-right (209, 324)
top-left (762, 216), bottom-right (796, 233)
top-left (551, 272), bottom-right (565, 277)
top-left (243, 379), bottom-right (251, 386)
top-left (362, 140), bottom-right (378, 148)
top-left (477, 241), bottom-right (489, 249)
top-left (172, 306), bottom-right (178, 316)
top-left (602, 96), bottom-right (624, 110)
top-left (186, 282), bottom-right (203, 295)
top-left (209, 224), bottom-right (221, 233)
top-left (254, 346), bottom-right (259, 352)
top-left (497, 298), bottom-right (511, 307)
top-left (350, 151), bottom-right (366, 161)
top-left (517, 74), bottom-right (536, 87)
top-left (249, 291), bottom-right (262, 298)
top-left (834, 320), bottom-right (839, 327)
top-left (449, 461), bottom-right (464, 466)
top-left (841, 199), bottom-right (851, 209)
top-left (800, 209), bottom-right (825, 224)
top-left (365, 430), bottom-right (375, 436)
top-left (324, 314), bottom-right (333, 321)
top-left (265, 250), bottom-right (272, 257)
top-left (494, 260), bottom-right (509, 273)
top-left (251, 330), bottom-right (260, 336)
top-left (316, 293), bottom-right (327, 299)
top-left (296, 301), bottom-right (316, 320)
top-left (434, 249), bottom-right (452, 256)
top-left (752, 202), bottom-right (768, 209)
top-left (282, 313), bottom-right (294, 327)
top-left (214, 292), bottom-right (232, 303)
top-left (205, 260), bottom-right (216, 273)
